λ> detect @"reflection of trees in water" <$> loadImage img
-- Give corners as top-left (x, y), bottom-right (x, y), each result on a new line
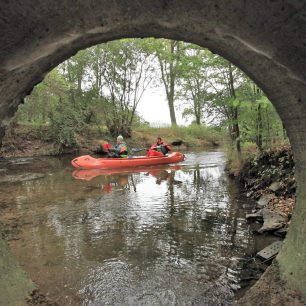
top-left (157, 165), bottom-right (254, 279)
top-left (8, 162), bottom-right (254, 283)
top-left (0, 154), bottom-right (264, 306)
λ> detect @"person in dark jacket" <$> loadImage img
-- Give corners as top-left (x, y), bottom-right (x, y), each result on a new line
top-left (150, 136), bottom-right (172, 155)
top-left (94, 141), bottom-right (112, 155)
top-left (95, 135), bottom-right (128, 158)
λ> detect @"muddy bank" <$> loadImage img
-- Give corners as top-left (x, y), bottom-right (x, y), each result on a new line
top-left (233, 146), bottom-right (306, 305)
top-left (0, 224), bottom-right (35, 306)
top-left (234, 261), bottom-right (305, 306)
top-left (0, 123), bottom-right (103, 158)
top-left (0, 123), bottom-right (217, 158)
top-left (239, 146), bottom-right (295, 237)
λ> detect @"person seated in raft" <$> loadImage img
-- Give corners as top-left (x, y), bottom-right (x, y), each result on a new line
top-left (150, 136), bottom-right (172, 155)
top-left (94, 141), bottom-right (112, 155)
top-left (108, 135), bottom-right (129, 158)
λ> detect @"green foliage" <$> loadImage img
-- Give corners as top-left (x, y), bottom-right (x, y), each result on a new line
top-left (135, 124), bottom-right (223, 147)
top-left (12, 38), bottom-right (287, 154)
top-left (48, 99), bottom-right (84, 153)
top-left (16, 69), bottom-right (68, 124)
top-left (84, 39), bottom-right (154, 137)
top-left (237, 83), bottom-right (287, 148)
top-left (145, 39), bottom-right (188, 126)
top-left (171, 124), bottom-right (223, 143)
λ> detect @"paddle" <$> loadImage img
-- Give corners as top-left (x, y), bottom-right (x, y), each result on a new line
top-left (131, 148), bottom-right (147, 153)
top-left (170, 140), bottom-right (183, 146)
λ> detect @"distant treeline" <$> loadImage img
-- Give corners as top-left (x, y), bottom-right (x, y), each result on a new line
top-left (14, 38), bottom-right (287, 152)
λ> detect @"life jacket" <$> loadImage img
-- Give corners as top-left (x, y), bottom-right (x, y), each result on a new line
top-left (102, 143), bottom-right (112, 152)
top-left (114, 141), bottom-right (128, 157)
top-left (150, 139), bottom-right (172, 154)
top-left (146, 149), bottom-right (164, 157)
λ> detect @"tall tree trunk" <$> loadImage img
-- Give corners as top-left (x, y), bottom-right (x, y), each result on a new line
top-left (158, 40), bottom-right (178, 126)
top-left (196, 115), bottom-right (201, 125)
top-left (282, 122), bottom-right (287, 140)
top-left (195, 97), bottom-right (201, 125)
top-left (232, 107), bottom-right (241, 152)
top-left (195, 100), bottom-right (201, 125)
top-left (228, 63), bottom-right (241, 153)
top-left (167, 83), bottom-right (177, 125)
top-left (77, 76), bottom-right (82, 93)
top-left (168, 41), bottom-right (177, 126)
top-left (256, 103), bottom-right (263, 150)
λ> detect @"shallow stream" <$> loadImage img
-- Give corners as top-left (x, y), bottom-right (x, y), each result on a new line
top-left (0, 150), bottom-right (277, 305)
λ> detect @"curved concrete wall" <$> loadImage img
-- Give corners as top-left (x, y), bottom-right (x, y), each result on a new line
top-left (0, 0), bottom-right (306, 299)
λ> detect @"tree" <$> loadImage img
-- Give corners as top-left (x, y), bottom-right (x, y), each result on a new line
top-left (88, 39), bottom-right (154, 137)
top-left (15, 38), bottom-right (286, 153)
top-left (149, 39), bottom-right (186, 126)
top-left (202, 55), bottom-right (244, 153)
top-left (16, 69), bottom-right (68, 124)
top-left (238, 81), bottom-right (286, 150)
top-left (178, 46), bottom-right (212, 125)
top-left (60, 50), bottom-right (94, 123)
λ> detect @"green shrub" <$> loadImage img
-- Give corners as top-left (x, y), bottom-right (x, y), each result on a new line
top-left (49, 104), bottom-right (84, 153)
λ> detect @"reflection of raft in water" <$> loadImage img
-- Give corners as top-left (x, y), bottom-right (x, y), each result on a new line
top-left (71, 152), bottom-right (185, 170)
top-left (72, 164), bottom-right (182, 181)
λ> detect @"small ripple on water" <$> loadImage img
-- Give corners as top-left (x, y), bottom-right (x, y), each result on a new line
top-left (0, 151), bottom-right (278, 305)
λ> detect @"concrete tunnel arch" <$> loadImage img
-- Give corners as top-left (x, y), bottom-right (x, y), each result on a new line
top-left (0, 0), bottom-right (306, 301)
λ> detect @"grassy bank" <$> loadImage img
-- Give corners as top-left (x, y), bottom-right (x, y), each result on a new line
top-left (0, 123), bottom-right (224, 158)
top-left (132, 124), bottom-right (223, 148)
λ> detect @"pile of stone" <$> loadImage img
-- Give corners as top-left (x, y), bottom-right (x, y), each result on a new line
top-left (239, 146), bottom-right (295, 236)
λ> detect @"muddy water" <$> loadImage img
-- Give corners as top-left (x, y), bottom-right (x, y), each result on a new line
top-left (0, 151), bottom-right (277, 305)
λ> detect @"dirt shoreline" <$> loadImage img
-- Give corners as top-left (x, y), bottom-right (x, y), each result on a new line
top-left (0, 224), bottom-right (36, 305)
top-left (231, 146), bottom-right (305, 306)
top-left (233, 261), bottom-right (305, 306)
top-left (0, 122), bottom-right (221, 160)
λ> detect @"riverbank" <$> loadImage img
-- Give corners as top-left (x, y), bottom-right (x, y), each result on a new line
top-left (0, 224), bottom-right (36, 306)
top-left (234, 261), bottom-right (304, 306)
top-left (231, 146), bottom-right (305, 305)
top-left (0, 123), bottom-right (222, 158)
top-left (239, 145), bottom-right (295, 237)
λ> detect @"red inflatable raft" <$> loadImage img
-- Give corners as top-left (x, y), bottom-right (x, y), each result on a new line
top-left (71, 152), bottom-right (185, 169)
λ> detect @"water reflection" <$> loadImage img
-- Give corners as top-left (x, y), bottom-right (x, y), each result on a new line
top-left (0, 151), bottom-right (275, 305)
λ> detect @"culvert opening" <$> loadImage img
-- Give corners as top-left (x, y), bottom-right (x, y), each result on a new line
top-left (1, 37), bottom-right (299, 305)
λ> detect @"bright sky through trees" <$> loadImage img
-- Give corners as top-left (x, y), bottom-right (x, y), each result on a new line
top-left (138, 87), bottom-right (189, 126)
